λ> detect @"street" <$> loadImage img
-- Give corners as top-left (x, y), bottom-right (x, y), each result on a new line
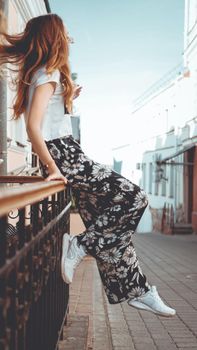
top-left (63, 214), bottom-right (197, 350)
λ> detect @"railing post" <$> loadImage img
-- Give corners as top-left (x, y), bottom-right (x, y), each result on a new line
top-left (0, 216), bottom-right (7, 266)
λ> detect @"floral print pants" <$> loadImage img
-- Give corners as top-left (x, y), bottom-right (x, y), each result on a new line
top-left (40, 135), bottom-right (151, 304)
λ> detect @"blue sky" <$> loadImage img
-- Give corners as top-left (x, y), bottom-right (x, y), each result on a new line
top-left (50, 0), bottom-right (185, 164)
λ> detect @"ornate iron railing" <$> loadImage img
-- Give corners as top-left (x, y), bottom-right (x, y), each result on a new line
top-left (0, 176), bottom-right (71, 350)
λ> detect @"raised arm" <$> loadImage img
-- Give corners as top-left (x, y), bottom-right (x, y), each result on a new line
top-left (26, 82), bottom-right (67, 184)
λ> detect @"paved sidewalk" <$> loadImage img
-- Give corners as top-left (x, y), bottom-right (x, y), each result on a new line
top-left (69, 214), bottom-right (197, 350)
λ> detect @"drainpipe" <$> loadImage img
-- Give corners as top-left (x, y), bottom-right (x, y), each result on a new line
top-left (0, 0), bottom-right (8, 175)
top-left (44, 0), bottom-right (51, 13)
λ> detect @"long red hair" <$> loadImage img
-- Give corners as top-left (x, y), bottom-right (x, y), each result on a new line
top-left (0, 13), bottom-right (74, 118)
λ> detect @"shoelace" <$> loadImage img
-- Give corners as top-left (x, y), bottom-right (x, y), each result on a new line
top-left (73, 254), bottom-right (83, 268)
top-left (68, 239), bottom-right (83, 268)
top-left (151, 286), bottom-right (164, 303)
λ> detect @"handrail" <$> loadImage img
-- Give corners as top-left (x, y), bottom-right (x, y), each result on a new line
top-left (0, 175), bottom-right (43, 183)
top-left (0, 179), bottom-right (66, 216)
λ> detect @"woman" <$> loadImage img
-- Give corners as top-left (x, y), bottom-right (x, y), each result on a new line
top-left (0, 13), bottom-right (176, 316)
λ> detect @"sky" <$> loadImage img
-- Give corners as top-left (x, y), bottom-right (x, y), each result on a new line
top-left (50, 0), bottom-right (185, 164)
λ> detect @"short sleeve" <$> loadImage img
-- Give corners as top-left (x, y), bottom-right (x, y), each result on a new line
top-left (34, 68), bottom-right (60, 88)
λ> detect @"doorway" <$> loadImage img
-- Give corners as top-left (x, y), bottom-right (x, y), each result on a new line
top-left (184, 147), bottom-right (195, 223)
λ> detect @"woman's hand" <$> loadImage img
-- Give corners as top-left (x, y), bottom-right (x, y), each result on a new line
top-left (73, 84), bottom-right (82, 99)
top-left (45, 161), bottom-right (68, 185)
top-left (45, 171), bottom-right (68, 185)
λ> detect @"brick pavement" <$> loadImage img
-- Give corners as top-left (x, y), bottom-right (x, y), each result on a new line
top-left (68, 214), bottom-right (197, 350)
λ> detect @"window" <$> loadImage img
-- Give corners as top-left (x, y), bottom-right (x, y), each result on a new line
top-left (149, 163), bottom-right (152, 194)
top-left (142, 163), bottom-right (146, 190)
top-left (154, 176), bottom-right (159, 196)
top-left (169, 165), bottom-right (174, 198)
top-left (161, 166), bottom-right (167, 196)
top-left (188, 0), bottom-right (197, 32)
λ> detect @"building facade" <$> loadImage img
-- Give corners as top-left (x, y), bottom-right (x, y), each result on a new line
top-left (115, 0), bottom-right (197, 234)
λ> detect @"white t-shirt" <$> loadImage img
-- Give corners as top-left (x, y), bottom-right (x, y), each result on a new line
top-left (24, 66), bottom-right (72, 141)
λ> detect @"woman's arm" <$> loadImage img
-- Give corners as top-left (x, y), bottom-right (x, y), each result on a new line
top-left (26, 82), bottom-right (67, 184)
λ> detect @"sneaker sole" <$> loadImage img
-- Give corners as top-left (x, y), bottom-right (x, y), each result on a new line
top-left (128, 300), bottom-right (176, 317)
top-left (61, 233), bottom-right (72, 284)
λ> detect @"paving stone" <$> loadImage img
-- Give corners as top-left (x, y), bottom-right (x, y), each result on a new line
top-left (113, 347), bottom-right (135, 350)
top-left (149, 333), bottom-right (171, 340)
top-left (167, 331), bottom-right (194, 337)
top-left (135, 344), bottom-right (157, 350)
top-left (174, 342), bottom-right (197, 347)
top-left (111, 334), bottom-right (134, 347)
top-left (178, 348), bottom-right (197, 350)
top-left (132, 337), bottom-right (155, 344)
top-left (130, 330), bottom-right (150, 337)
top-left (156, 345), bottom-right (178, 350)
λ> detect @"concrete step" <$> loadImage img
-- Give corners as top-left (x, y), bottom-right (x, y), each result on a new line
top-left (58, 315), bottom-right (89, 350)
top-left (172, 223), bottom-right (193, 234)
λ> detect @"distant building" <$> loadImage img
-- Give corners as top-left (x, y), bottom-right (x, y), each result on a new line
top-left (129, 0), bottom-right (197, 234)
top-left (112, 143), bottom-right (133, 179)
top-left (71, 115), bottom-right (81, 143)
top-left (113, 158), bottom-right (122, 174)
top-left (62, 114), bottom-right (81, 144)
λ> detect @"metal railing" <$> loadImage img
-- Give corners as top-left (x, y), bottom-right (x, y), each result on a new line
top-left (0, 176), bottom-right (71, 350)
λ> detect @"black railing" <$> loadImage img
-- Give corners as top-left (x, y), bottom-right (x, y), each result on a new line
top-left (0, 176), bottom-right (71, 350)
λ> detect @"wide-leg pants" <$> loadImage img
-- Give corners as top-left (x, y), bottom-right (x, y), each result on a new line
top-left (40, 135), bottom-right (151, 304)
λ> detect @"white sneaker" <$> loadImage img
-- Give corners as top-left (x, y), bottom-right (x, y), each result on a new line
top-left (61, 233), bottom-right (87, 284)
top-left (128, 286), bottom-right (176, 317)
